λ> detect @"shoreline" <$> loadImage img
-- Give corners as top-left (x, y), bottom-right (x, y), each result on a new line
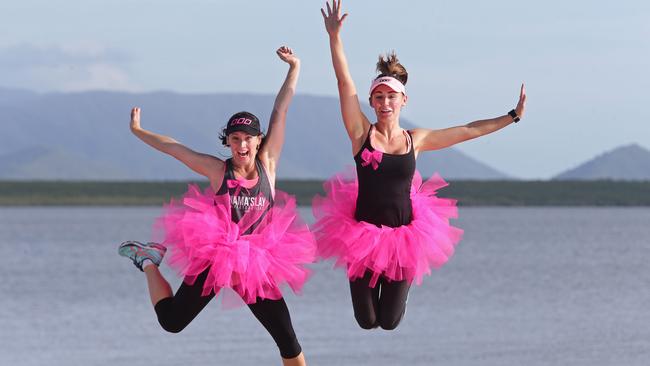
top-left (1, 180), bottom-right (649, 206)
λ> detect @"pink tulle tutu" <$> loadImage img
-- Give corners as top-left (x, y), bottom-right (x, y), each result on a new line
top-left (312, 169), bottom-right (463, 287)
top-left (154, 185), bottom-right (316, 304)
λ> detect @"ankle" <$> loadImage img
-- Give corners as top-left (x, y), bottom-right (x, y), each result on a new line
top-left (142, 259), bottom-right (158, 270)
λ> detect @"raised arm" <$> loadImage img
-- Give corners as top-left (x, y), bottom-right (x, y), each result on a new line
top-left (321, 0), bottom-right (371, 150)
top-left (258, 46), bottom-right (300, 177)
top-left (412, 84), bottom-right (527, 153)
top-left (129, 107), bottom-right (224, 180)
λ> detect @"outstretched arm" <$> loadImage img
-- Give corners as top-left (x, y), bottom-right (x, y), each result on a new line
top-left (321, 0), bottom-right (371, 151)
top-left (259, 46), bottom-right (300, 177)
top-left (129, 107), bottom-right (224, 179)
top-left (412, 84), bottom-right (527, 152)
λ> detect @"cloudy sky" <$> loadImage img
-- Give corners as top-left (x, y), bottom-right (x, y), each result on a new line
top-left (1, 0), bottom-right (648, 179)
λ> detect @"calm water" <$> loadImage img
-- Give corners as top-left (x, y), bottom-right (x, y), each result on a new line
top-left (1, 206), bottom-right (649, 366)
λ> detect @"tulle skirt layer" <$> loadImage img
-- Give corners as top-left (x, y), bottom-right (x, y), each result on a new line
top-left (154, 185), bottom-right (316, 304)
top-left (312, 170), bottom-right (463, 287)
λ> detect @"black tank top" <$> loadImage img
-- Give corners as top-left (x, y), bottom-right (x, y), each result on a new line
top-left (354, 126), bottom-right (415, 228)
top-left (216, 158), bottom-right (274, 233)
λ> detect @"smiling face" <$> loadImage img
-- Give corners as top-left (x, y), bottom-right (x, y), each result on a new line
top-left (369, 84), bottom-right (408, 122)
top-left (227, 131), bottom-right (262, 165)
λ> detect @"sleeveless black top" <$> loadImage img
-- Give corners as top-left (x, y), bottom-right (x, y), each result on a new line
top-left (354, 126), bottom-right (416, 228)
top-left (216, 158), bottom-right (274, 233)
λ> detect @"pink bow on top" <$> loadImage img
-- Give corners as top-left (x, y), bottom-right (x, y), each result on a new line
top-left (361, 148), bottom-right (383, 170)
top-left (227, 178), bottom-right (254, 197)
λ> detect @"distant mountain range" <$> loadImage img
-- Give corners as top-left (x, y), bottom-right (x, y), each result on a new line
top-left (0, 87), bottom-right (647, 181)
top-left (0, 88), bottom-right (509, 180)
top-left (554, 144), bottom-right (650, 180)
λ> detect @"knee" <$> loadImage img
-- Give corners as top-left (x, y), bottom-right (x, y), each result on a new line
top-left (378, 317), bottom-right (401, 330)
top-left (277, 337), bottom-right (302, 360)
top-left (157, 318), bottom-right (187, 334)
top-left (154, 298), bottom-right (188, 334)
top-left (378, 309), bottom-right (405, 330)
top-left (354, 312), bottom-right (378, 330)
top-left (268, 325), bottom-right (302, 359)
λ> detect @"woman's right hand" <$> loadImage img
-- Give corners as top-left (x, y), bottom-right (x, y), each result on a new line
top-left (126, 105), bottom-right (224, 180)
top-left (321, 0), bottom-right (348, 37)
top-left (130, 107), bottom-right (141, 131)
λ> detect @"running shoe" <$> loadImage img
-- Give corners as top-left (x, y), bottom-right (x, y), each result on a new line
top-left (118, 240), bottom-right (166, 271)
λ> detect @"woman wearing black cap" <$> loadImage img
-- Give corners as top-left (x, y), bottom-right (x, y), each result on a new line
top-left (314, 0), bottom-right (527, 331)
top-left (118, 46), bottom-right (313, 366)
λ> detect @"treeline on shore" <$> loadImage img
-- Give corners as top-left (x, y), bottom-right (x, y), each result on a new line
top-left (0, 180), bottom-right (649, 206)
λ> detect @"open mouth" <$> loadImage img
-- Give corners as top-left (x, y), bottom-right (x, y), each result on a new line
top-left (236, 151), bottom-right (250, 158)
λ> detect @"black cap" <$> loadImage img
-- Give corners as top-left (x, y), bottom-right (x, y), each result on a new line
top-left (225, 111), bottom-right (262, 136)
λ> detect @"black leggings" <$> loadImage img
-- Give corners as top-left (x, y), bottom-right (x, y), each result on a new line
top-left (154, 268), bottom-right (302, 359)
top-left (349, 271), bottom-right (411, 330)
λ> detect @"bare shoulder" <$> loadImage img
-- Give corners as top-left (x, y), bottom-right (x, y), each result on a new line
top-left (353, 116), bottom-right (372, 140)
top-left (207, 157), bottom-right (227, 191)
top-left (254, 155), bottom-right (276, 194)
top-left (410, 127), bottom-right (434, 137)
top-left (351, 122), bottom-right (372, 155)
top-left (409, 127), bottom-right (431, 145)
top-left (410, 127), bottom-right (446, 153)
top-left (257, 153), bottom-right (276, 179)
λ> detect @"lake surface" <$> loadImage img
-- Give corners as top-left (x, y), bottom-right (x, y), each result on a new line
top-left (1, 206), bottom-right (649, 365)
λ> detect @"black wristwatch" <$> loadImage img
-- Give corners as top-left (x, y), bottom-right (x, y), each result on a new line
top-left (508, 109), bottom-right (520, 123)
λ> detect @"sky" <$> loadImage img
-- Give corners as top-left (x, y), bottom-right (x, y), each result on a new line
top-left (0, 0), bottom-right (648, 179)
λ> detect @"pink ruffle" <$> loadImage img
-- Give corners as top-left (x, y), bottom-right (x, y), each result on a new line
top-left (153, 185), bottom-right (316, 304)
top-left (312, 169), bottom-right (463, 287)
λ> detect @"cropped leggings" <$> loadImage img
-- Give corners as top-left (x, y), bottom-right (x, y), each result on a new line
top-left (349, 270), bottom-right (411, 330)
top-left (153, 268), bottom-right (302, 359)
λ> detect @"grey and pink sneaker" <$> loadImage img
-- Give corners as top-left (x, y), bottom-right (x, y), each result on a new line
top-left (118, 241), bottom-right (166, 271)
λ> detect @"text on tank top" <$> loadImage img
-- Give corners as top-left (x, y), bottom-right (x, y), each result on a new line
top-left (216, 158), bottom-right (274, 233)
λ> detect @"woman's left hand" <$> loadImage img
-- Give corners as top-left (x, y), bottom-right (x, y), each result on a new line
top-left (515, 83), bottom-right (527, 119)
top-left (276, 46), bottom-right (300, 67)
